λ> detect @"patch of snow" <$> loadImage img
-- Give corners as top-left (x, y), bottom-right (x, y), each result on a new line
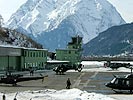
top-left (81, 61), bottom-right (133, 73)
top-left (0, 88), bottom-right (116, 100)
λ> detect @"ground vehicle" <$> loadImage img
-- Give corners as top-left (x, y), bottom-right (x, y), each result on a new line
top-left (105, 74), bottom-right (133, 93)
top-left (0, 72), bottom-right (48, 86)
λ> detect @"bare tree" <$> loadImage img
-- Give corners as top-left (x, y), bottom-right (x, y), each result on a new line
top-left (0, 14), bottom-right (4, 27)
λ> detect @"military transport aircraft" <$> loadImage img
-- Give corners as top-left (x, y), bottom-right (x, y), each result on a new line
top-left (105, 66), bottom-right (133, 94)
top-left (0, 72), bottom-right (48, 86)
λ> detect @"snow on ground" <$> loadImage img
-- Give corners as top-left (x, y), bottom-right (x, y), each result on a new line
top-left (110, 94), bottom-right (133, 100)
top-left (81, 61), bottom-right (133, 66)
top-left (81, 61), bottom-right (133, 73)
top-left (0, 88), bottom-right (116, 100)
top-left (81, 61), bottom-right (105, 66)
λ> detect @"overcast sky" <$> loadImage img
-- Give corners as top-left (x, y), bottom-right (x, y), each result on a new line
top-left (0, 0), bottom-right (132, 23)
top-left (107, 0), bottom-right (133, 23)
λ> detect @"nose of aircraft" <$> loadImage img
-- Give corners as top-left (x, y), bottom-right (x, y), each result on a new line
top-left (105, 82), bottom-right (111, 87)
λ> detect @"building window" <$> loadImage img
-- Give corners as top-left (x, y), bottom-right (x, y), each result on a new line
top-left (64, 51), bottom-right (67, 54)
top-left (42, 52), bottom-right (44, 57)
top-left (44, 52), bottom-right (46, 57)
top-left (33, 52), bottom-right (35, 57)
top-left (73, 46), bottom-right (75, 49)
top-left (39, 52), bottom-right (41, 57)
top-left (31, 52), bottom-right (32, 57)
top-left (36, 52), bottom-right (38, 57)
top-left (27, 52), bottom-right (29, 57)
top-left (24, 51), bottom-right (26, 56)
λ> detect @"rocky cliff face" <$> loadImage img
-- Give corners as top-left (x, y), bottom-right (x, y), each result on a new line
top-left (6, 0), bottom-right (125, 51)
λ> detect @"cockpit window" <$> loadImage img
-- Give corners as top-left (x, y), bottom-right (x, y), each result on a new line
top-left (111, 78), bottom-right (116, 83)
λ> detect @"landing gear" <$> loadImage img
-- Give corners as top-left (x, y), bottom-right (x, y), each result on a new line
top-left (77, 68), bottom-right (82, 72)
top-left (112, 89), bottom-right (133, 94)
top-left (130, 90), bottom-right (132, 94)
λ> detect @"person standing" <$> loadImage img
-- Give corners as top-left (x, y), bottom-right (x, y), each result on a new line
top-left (2, 94), bottom-right (6, 100)
top-left (14, 98), bottom-right (17, 100)
top-left (30, 69), bottom-right (34, 76)
top-left (66, 78), bottom-right (71, 89)
top-left (29, 67), bottom-right (34, 76)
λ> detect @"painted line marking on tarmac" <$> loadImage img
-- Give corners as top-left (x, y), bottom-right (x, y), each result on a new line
top-left (72, 72), bottom-right (98, 88)
top-left (72, 72), bottom-right (85, 88)
top-left (83, 72), bottom-right (98, 88)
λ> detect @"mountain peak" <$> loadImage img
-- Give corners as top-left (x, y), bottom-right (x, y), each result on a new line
top-left (6, 0), bottom-right (125, 51)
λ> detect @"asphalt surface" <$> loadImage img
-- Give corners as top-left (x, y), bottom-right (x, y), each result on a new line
top-left (0, 68), bottom-right (130, 93)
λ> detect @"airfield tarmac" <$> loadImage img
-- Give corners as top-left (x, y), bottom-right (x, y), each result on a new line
top-left (0, 64), bottom-right (133, 100)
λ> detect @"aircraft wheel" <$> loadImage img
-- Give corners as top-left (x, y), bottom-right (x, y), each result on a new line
top-left (56, 72), bottom-right (58, 74)
top-left (78, 69), bottom-right (81, 72)
top-left (12, 83), bottom-right (17, 86)
top-left (78, 68), bottom-right (82, 72)
top-left (130, 90), bottom-right (132, 94)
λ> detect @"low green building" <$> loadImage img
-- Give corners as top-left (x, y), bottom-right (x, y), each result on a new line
top-left (0, 46), bottom-right (47, 71)
top-left (23, 48), bottom-right (47, 70)
top-left (56, 36), bottom-right (82, 65)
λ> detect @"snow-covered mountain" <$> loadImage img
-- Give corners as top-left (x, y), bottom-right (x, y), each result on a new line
top-left (6, 0), bottom-right (125, 51)
top-left (0, 27), bottom-right (42, 48)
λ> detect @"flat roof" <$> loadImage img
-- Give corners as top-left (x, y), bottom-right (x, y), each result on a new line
top-left (0, 45), bottom-right (47, 51)
top-left (0, 45), bottom-right (23, 49)
top-left (24, 47), bottom-right (47, 51)
top-left (47, 60), bottom-right (70, 64)
top-left (56, 48), bottom-right (78, 51)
